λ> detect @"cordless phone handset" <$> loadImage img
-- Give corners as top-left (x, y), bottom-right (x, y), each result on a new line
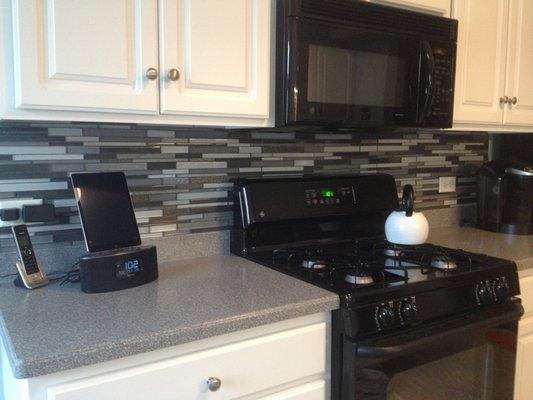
top-left (11, 224), bottom-right (48, 289)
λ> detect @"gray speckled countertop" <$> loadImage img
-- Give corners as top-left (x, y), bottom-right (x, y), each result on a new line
top-left (0, 256), bottom-right (339, 379)
top-left (428, 226), bottom-right (533, 276)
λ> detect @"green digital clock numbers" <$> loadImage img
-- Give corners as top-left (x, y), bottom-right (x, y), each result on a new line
top-left (321, 189), bottom-right (335, 198)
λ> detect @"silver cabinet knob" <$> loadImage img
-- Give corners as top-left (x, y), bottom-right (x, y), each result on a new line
top-left (167, 68), bottom-right (180, 81)
top-left (511, 96), bottom-right (517, 105)
top-left (145, 68), bottom-right (158, 80)
top-left (500, 96), bottom-right (509, 104)
top-left (206, 377), bottom-right (221, 392)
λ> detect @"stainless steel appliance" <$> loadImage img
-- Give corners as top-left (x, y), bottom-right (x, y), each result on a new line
top-left (231, 174), bottom-right (522, 400)
top-left (477, 159), bottom-right (532, 235)
top-left (275, 0), bottom-right (458, 128)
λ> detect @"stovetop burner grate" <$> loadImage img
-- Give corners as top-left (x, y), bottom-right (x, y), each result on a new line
top-left (271, 245), bottom-right (409, 289)
top-left (354, 237), bottom-right (489, 273)
top-left (266, 237), bottom-right (493, 291)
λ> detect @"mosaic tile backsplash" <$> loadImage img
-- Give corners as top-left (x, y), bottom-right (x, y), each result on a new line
top-left (0, 122), bottom-right (488, 249)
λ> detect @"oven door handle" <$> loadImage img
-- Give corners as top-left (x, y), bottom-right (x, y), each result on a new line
top-left (356, 303), bottom-right (524, 360)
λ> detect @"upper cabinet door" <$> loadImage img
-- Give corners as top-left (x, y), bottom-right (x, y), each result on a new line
top-left (159, 0), bottom-right (270, 120)
top-left (504, 0), bottom-right (533, 126)
top-left (452, 0), bottom-right (509, 125)
top-left (11, 0), bottom-right (159, 114)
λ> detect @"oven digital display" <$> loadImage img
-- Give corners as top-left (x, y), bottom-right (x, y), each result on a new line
top-left (305, 186), bottom-right (355, 206)
top-left (321, 189), bottom-right (335, 198)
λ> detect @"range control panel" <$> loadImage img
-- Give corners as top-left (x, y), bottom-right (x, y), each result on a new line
top-left (305, 186), bottom-right (356, 206)
top-left (475, 276), bottom-right (510, 306)
top-left (344, 271), bottom-right (517, 339)
top-left (374, 296), bottom-right (419, 331)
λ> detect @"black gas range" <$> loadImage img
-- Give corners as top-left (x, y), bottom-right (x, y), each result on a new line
top-left (231, 175), bottom-right (523, 400)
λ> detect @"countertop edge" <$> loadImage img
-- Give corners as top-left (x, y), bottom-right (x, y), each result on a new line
top-left (8, 295), bottom-right (339, 379)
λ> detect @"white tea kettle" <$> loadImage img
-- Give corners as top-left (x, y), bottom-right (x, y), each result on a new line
top-left (385, 184), bottom-right (429, 245)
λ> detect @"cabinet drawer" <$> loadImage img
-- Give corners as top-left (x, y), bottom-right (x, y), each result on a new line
top-left (46, 323), bottom-right (327, 400)
top-left (520, 275), bottom-right (533, 316)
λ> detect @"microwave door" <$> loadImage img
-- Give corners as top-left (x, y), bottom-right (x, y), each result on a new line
top-left (288, 19), bottom-right (419, 127)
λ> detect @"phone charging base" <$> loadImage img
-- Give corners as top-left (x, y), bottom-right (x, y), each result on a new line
top-left (13, 275), bottom-right (24, 288)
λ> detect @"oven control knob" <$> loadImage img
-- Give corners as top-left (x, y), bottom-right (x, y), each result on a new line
top-left (476, 283), bottom-right (493, 305)
top-left (376, 305), bottom-right (395, 328)
top-left (494, 280), bottom-right (510, 301)
top-left (400, 301), bottom-right (418, 322)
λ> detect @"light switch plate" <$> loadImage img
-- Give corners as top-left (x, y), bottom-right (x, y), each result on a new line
top-left (438, 176), bottom-right (456, 193)
top-left (0, 199), bottom-right (43, 227)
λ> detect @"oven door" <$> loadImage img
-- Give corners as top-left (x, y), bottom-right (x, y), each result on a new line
top-left (342, 300), bottom-right (523, 400)
top-left (285, 18), bottom-right (421, 127)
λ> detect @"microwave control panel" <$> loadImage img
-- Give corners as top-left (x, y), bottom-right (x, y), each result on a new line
top-left (427, 48), bottom-right (454, 123)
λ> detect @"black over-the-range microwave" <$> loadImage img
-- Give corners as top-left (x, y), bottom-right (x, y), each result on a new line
top-left (275, 0), bottom-right (458, 128)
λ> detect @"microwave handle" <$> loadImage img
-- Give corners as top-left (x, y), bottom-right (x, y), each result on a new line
top-left (356, 302), bottom-right (523, 360)
top-left (418, 41), bottom-right (435, 123)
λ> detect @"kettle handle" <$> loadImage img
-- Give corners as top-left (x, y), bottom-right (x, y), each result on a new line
top-left (402, 185), bottom-right (415, 217)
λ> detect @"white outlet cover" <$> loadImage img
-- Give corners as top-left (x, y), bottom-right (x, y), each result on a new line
top-left (0, 199), bottom-right (43, 227)
top-left (438, 176), bottom-right (456, 193)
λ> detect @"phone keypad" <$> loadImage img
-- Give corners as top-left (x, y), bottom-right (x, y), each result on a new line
top-left (21, 247), bottom-right (38, 274)
top-left (24, 259), bottom-right (39, 275)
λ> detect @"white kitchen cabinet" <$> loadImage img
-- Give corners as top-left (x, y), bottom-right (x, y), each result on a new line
top-left (258, 380), bottom-right (327, 400)
top-left (514, 274), bottom-right (533, 400)
top-left (0, 0), bottom-right (272, 127)
top-left (515, 317), bottom-right (533, 400)
top-left (452, 0), bottom-right (533, 132)
top-left (9, 0), bottom-right (159, 114)
top-left (366, 0), bottom-right (451, 16)
top-left (1, 313), bottom-right (330, 400)
top-left (159, 0), bottom-right (271, 120)
top-left (504, 0), bottom-right (533, 127)
top-left (452, 0), bottom-right (508, 125)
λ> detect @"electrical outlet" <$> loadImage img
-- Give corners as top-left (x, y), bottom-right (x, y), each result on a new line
top-left (0, 199), bottom-right (43, 227)
top-left (438, 176), bottom-right (456, 193)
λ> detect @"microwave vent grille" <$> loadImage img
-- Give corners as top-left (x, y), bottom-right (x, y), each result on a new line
top-left (299, 0), bottom-right (457, 41)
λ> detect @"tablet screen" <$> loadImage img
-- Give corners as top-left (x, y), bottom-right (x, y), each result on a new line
top-left (70, 172), bottom-right (141, 252)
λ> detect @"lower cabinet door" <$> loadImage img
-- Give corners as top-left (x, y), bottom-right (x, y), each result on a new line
top-left (515, 317), bottom-right (533, 400)
top-left (259, 380), bottom-right (327, 400)
top-left (46, 323), bottom-right (327, 400)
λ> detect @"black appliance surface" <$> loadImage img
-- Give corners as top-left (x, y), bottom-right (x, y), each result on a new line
top-left (477, 159), bottom-right (532, 235)
top-left (231, 174), bottom-right (522, 400)
top-left (275, 0), bottom-right (458, 128)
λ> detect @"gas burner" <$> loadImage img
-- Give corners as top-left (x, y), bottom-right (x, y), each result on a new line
top-left (383, 246), bottom-right (407, 257)
top-left (301, 259), bottom-right (328, 270)
top-left (344, 270), bottom-right (374, 285)
top-left (430, 255), bottom-right (457, 270)
top-left (385, 257), bottom-right (419, 268)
